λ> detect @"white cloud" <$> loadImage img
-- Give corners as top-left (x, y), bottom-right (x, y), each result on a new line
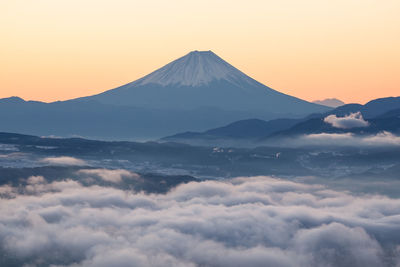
top-left (273, 131), bottom-right (400, 147)
top-left (77, 169), bottom-right (140, 183)
top-left (300, 131), bottom-right (400, 147)
top-left (0, 176), bottom-right (399, 266)
top-left (324, 112), bottom-right (369, 129)
top-left (363, 131), bottom-right (400, 145)
top-left (41, 156), bottom-right (87, 166)
top-left (27, 175), bottom-right (46, 185)
top-left (293, 223), bottom-right (383, 267)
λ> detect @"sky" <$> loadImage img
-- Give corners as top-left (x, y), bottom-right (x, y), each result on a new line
top-left (0, 0), bottom-right (399, 104)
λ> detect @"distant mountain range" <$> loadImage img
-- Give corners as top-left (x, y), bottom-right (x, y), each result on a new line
top-left (312, 98), bottom-right (345, 108)
top-left (163, 96), bottom-right (400, 146)
top-left (163, 118), bottom-right (303, 146)
top-left (2, 131), bottom-right (400, 180)
top-left (0, 51), bottom-right (329, 139)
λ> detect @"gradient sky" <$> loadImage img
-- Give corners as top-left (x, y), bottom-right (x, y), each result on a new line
top-left (1, 0), bottom-right (399, 104)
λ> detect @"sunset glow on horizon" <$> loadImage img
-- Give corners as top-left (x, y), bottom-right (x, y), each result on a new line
top-left (1, 0), bottom-right (399, 104)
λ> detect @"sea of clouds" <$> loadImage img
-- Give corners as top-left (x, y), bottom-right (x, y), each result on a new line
top-left (1, 175), bottom-right (400, 267)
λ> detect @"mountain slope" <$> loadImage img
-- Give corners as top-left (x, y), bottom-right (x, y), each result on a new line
top-left (377, 108), bottom-right (400, 119)
top-left (163, 118), bottom-right (302, 146)
top-left (262, 97), bottom-right (400, 139)
top-left (0, 98), bottom-right (280, 139)
top-left (76, 51), bottom-right (329, 115)
top-left (0, 51), bottom-right (330, 139)
top-left (163, 96), bottom-right (400, 146)
top-left (320, 97), bottom-right (400, 119)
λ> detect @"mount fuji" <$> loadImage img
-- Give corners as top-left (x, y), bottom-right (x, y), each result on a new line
top-left (0, 51), bottom-right (330, 139)
top-left (76, 50), bottom-right (328, 114)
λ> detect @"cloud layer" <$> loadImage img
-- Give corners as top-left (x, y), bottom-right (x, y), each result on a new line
top-left (77, 169), bottom-right (140, 183)
top-left (301, 131), bottom-right (400, 147)
top-left (0, 176), bottom-right (399, 267)
top-left (275, 131), bottom-right (400, 147)
top-left (324, 112), bottom-right (369, 129)
top-left (41, 156), bottom-right (87, 166)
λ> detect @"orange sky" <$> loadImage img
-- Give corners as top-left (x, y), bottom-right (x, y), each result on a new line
top-left (1, 0), bottom-right (399, 104)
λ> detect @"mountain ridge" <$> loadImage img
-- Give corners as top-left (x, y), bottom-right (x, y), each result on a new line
top-left (162, 96), bottom-right (400, 146)
top-left (312, 98), bottom-right (345, 108)
top-left (74, 50), bottom-right (329, 114)
top-left (0, 50), bottom-right (330, 139)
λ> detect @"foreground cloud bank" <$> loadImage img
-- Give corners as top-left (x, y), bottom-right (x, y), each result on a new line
top-left (1, 176), bottom-right (400, 267)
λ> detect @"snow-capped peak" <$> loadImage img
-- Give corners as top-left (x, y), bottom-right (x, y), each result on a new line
top-left (134, 50), bottom-right (256, 87)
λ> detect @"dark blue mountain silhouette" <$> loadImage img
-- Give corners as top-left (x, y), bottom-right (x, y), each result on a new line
top-left (0, 51), bottom-right (329, 139)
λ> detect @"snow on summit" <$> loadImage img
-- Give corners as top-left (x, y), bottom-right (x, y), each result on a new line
top-left (134, 50), bottom-right (256, 87)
